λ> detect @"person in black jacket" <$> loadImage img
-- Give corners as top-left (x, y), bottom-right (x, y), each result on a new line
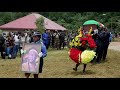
top-left (102, 27), bottom-right (110, 60)
top-left (0, 34), bottom-right (5, 59)
top-left (95, 27), bottom-right (110, 63)
top-left (59, 31), bottom-right (66, 50)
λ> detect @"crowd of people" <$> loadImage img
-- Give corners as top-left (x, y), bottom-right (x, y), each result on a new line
top-left (42, 30), bottom-right (67, 50)
top-left (0, 31), bottom-right (29, 59)
top-left (0, 30), bottom-right (69, 59)
top-left (0, 27), bottom-right (113, 62)
top-left (0, 26), bottom-right (114, 78)
top-left (0, 28), bottom-right (112, 62)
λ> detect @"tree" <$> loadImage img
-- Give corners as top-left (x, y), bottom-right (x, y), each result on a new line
top-left (35, 16), bottom-right (45, 42)
top-left (35, 16), bottom-right (45, 34)
top-left (1, 12), bottom-right (120, 33)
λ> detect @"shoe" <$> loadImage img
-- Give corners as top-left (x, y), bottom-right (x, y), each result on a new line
top-left (83, 70), bottom-right (85, 73)
top-left (103, 58), bottom-right (106, 61)
top-left (8, 57), bottom-right (11, 59)
top-left (12, 57), bottom-right (16, 59)
top-left (73, 68), bottom-right (77, 71)
top-left (97, 61), bottom-right (101, 64)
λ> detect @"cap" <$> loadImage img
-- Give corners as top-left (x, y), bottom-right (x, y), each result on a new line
top-left (32, 31), bottom-right (41, 37)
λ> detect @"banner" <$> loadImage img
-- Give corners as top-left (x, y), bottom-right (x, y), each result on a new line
top-left (21, 43), bottom-right (41, 74)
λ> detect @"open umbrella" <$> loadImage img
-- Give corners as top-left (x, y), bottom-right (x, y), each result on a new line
top-left (83, 20), bottom-right (100, 26)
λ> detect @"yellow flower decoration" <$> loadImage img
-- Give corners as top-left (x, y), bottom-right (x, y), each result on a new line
top-left (88, 27), bottom-right (92, 35)
top-left (77, 27), bottom-right (83, 37)
top-left (81, 50), bottom-right (96, 64)
top-left (69, 42), bottom-right (73, 47)
top-left (74, 41), bottom-right (78, 46)
top-left (69, 27), bottom-right (83, 47)
top-left (69, 36), bottom-right (81, 47)
top-left (74, 36), bottom-right (79, 41)
top-left (78, 41), bottom-right (81, 46)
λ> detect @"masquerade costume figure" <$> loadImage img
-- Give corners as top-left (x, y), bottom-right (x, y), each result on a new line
top-left (69, 27), bottom-right (96, 72)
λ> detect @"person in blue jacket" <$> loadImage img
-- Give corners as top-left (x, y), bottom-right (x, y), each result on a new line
top-left (21, 31), bottom-right (47, 78)
top-left (109, 32), bottom-right (113, 42)
top-left (42, 30), bottom-right (51, 49)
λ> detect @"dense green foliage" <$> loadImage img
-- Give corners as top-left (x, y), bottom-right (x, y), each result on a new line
top-left (0, 12), bottom-right (120, 33)
top-left (36, 16), bottom-right (45, 34)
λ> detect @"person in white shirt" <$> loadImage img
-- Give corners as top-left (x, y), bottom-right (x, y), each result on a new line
top-left (19, 33), bottom-right (26, 57)
top-left (12, 33), bottom-right (20, 59)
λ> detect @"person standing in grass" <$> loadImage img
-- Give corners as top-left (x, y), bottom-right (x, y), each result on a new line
top-left (21, 31), bottom-right (47, 78)
top-left (101, 27), bottom-right (110, 61)
top-left (12, 33), bottom-right (20, 59)
top-left (42, 30), bottom-right (50, 50)
top-left (59, 31), bottom-right (66, 50)
top-left (0, 34), bottom-right (5, 59)
top-left (5, 33), bottom-right (14, 59)
top-left (95, 27), bottom-right (110, 63)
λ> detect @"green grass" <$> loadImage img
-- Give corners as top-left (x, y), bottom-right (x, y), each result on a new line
top-left (112, 38), bottom-right (120, 42)
top-left (0, 48), bottom-right (120, 78)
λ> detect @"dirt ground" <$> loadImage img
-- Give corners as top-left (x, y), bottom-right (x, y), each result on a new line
top-left (108, 42), bottom-right (120, 52)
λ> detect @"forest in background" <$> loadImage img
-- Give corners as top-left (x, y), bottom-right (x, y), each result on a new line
top-left (0, 12), bottom-right (120, 33)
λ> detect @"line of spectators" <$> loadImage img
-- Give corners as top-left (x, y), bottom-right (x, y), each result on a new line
top-left (0, 30), bottom-right (69, 59)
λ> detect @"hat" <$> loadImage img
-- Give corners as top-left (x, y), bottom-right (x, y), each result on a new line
top-left (32, 31), bottom-right (41, 37)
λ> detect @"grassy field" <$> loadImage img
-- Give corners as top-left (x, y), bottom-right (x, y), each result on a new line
top-left (0, 48), bottom-right (120, 78)
top-left (112, 37), bottom-right (120, 42)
